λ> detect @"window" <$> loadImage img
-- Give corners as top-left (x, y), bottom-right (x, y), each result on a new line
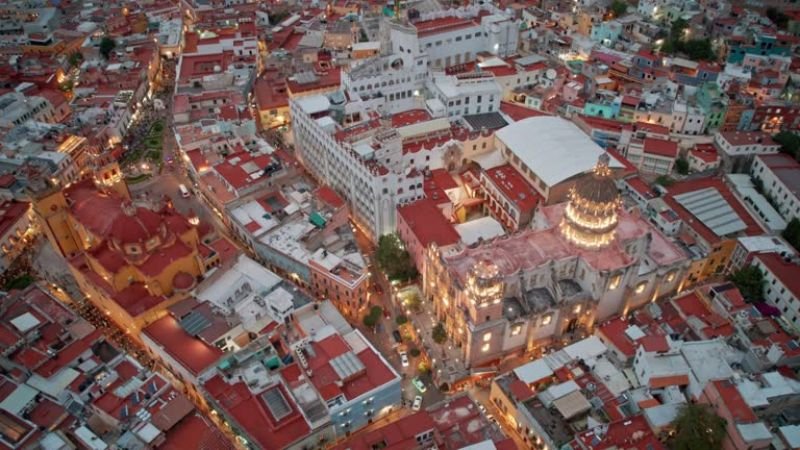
top-left (574, 305), bottom-right (582, 314)
top-left (481, 343), bottom-right (490, 352)
top-left (635, 282), bottom-right (647, 294)
top-left (511, 324), bottom-right (522, 336)
top-left (483, 332), bottom-right (492, 342)
top-left (541, 315), bottom-right (552, 326)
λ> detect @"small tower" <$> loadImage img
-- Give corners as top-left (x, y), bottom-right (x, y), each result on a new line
top-left (559, 153), bottom-right (622, 250)
top-left (92, 161), bottom-right (130, 200)
top-left (467, 259), bottom-right (504, 307)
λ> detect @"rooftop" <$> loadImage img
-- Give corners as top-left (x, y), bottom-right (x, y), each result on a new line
top-left (755, 253), bottom-right (800, 298)
top-left (494, 117), bottom-right (624, 188)
top-left (398, 199), bottom-right (461, 249)
top-left (483, 164), bottom-right (541, 212)
top-left (142, 313), bottom-right (223, 376)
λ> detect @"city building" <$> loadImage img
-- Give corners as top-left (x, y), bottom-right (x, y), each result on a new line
top-left (750, 153), bottom-right (800, 223)
top-left (424, 156), bottom-right (687, 374)
top-left (753, 253), bottom-right (800, 329)
top-left (713, 131), bottom-right (781, 172)
top-left (494, 117), bottom-right (625, 203)
top-left (0, 200), bottom-right (33, 272)
top-left (31, 163), bottom-right (221, 334)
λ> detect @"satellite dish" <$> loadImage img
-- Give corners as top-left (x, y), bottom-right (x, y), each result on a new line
top-left (545, 69), bottom-right (557, 80)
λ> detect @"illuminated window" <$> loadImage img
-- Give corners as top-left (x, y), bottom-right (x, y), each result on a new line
top-left (511, 325), bottom-right (522, 336)
top-left (609, 274), bottom-right (621, 290)
top-left (574, 305), bottom-right (582, 314)
top-left (481, 343), bottom-right (490, 352)
top-left (483, 332), bottom-right (492, 342)
top-left (666, 271), bottom-right (676, 282)
top-left (541, 315), bottom-right (552, 326)
top-left (635, 282), bottom-right (647, 294)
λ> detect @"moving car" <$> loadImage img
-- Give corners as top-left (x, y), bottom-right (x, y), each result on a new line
top-left (412, 395), bottom-right (423, 411)
top-left (178, 184), bottom-right (191, 198)
top-left (400, 352), bottom-right (409, 367)
top-left (412, 377), bottom-right (427, 393)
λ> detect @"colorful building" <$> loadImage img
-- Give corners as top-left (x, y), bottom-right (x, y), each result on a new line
top-left (32, 162), bottom-right (215, 335)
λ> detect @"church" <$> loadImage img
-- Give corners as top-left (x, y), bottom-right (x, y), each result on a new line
top-left (423, 155), bottom-right (689, 367)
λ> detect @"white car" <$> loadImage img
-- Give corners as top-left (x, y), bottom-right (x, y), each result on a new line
top-left (412, 395), bottom-right (423, 411)
top-left (400, 352), bottom-right (409, 368)
top-left (477, 403), bottom-right (487, 414)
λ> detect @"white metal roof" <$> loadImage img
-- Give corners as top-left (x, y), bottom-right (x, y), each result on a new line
top-left (563, 336), bottom-right (607, 361)
top-left (296, 95), bottom-right (330, 115)
top-left (454, 217), bottom-right (505, 245)
top-left (495, 117), bottom-right (623, 187)
top-left (736, 422), bottom-right (772, 443)
top-left (779, 425), bottom-right (800, 448)
top-left (513, 359), bottom-right (553, 384)
top-left (673, 187), bottom-right (747, 236)
top-left (10, 312), bottom-right (40, 333)
top-left (0, 384), bottom-right (37, 415)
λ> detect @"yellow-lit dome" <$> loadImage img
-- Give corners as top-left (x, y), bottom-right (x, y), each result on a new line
top-left (559, 154), bottom-right (621, 250)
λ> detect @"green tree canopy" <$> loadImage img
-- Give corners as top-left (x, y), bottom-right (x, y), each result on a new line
top-left (99, 37), bottom-right (116, 59)
top-left (668, 403), bottom-right (727, 450)
top-left (363, 306), bottom-right (383, 328)
top-left (68, 52), bottom-right (83, 67)
top-left (676, 158), bottom-right (689, 175)
top-left (432, 323), bottom-right (447, 344)
top-left (782, 217), bottom-right (800, 252)
top-left (395, 315), bottom-right (408, 325)
top-left (375, 234), bottom-right (418, 281)
top-left (728, 265), bottom-right (765, 302)
top-left (773, 131), bottom-right (800, 159)
top-left (610, 0), bottom-right (628, 17)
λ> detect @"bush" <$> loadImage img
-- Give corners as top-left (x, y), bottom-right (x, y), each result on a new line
top-left (676, 158), bottom-right (689, 175)
top-left (783, 218), bottom-right (800, 252)
top-left (728, 265), bottom-right (765, 302)
top-left (439, 382), bottom-right (450, 392)
top-left (395, 315), bottom-right (408, 325)
top-left (409, 347), bottom-right (421, 357)
top-left (432, 323), bottom-right (447, 344)
top-left (4, 274), bottom-right (34, 291)
top-left (363, 306), bottom-right (383, 328)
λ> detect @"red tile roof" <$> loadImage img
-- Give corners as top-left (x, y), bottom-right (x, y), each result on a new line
top-left (413, 16), bottom-right (478, 37)
top-left (142, 315), bottom-right (223, 376)
top-left (484, 164), bottom-right (541, 212)
top-left (499, 101), bottom-right (550, 122)
top-left (711, 379), bottom-right (757, 423)
top-left (672, 291), bottom-right (735, 338)
top-left (159, 414), bottom-right (233, 450)
top-left (577, 415), bottom-right (664, 450)
top-left (0, 200), bottom-right (29, 239)
top-left (392, 109), bottom-right (432, 127)
top-left (649, 374), bottom-right (690, 388)
top-left (315, 186), bottom-right (345, 209)
top-left (203, 376), bottom-right (311, 449)
top-left (643, 137), bottom-right (679, 158)
top-left (398, 199), bottom-right (460, 248)
top-left (756, 253), bottom-right (800, 299)
top-left (35, 329), bottom-right (104, 378)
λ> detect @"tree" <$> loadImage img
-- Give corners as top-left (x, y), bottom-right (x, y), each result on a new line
top-left (728, 265), bottom-right (765, 302)
top-left (682, 39), bottom-right (715, 61)
top-left (409, 347), bottom-right (421, 357)
top-left (404, 292), bottom-right (422, 313)
top-left (767, 7), bottom-right (789, 29)
top-left (432, 323), bottom-right (447, 344)
top-left (668, 403), bottom-right (727, 450)
top-left (375, 234), bottom-right (418, 281)
top-left (656, 175), bottom-right (674, 187)
top-left (783, 217), bottom-right (800, 252)
top-left (610, 0), bottom-right (627, 17)
top-left (68, 52), bottom-right (83, 68)
top-left (772, 131), bottom-right (800, 159)
top-left (676, 158), bottom-right (689, 175)
top-left (99, 37), bottom-right (116, 59)
top-left (363, 306), bottom-right (383, 328)
top-left (396, 315), bottom-right (408, 325)
top-left (670, 18), bottom-right (689, 38)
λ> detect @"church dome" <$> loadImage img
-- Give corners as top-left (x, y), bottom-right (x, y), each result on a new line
top-left (109, 203), bottom-right (165, 245)
top-left (559, 154), bottom-right (621, 250)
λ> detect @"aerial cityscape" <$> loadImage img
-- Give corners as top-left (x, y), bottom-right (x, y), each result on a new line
top-left (0, 0), bottom-right (800, 449)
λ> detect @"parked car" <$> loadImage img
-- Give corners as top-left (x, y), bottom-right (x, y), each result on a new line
top-left (477, 403), bottom-right (487, 414)
top-left (412, 395), bottom-right (423, 411)
top-left (392, 330), bottom-right (402, 343)
top-left (412, 377), bottom-right (427, 393)
top-left (400, 352), bottom-right (409, 368)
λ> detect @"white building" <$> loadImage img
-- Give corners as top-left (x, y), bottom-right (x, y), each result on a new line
top-left (714, 131), bottom-right (781, 171)
top-left (494, 116), bottom-right (624, 203)
top-left (389, 6), bottom-right (519, 70)
top-left (753, 253), bottom-right (800, 329)
top-left (751, 154), bottom-right (800, 222)
top-left (427, 73), bottom-right (502, 118)
top-left (290, 94), bottom-right (424, 239)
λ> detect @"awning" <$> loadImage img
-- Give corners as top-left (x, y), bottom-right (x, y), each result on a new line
top-left (309, 212), bottom-right (326, 228)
